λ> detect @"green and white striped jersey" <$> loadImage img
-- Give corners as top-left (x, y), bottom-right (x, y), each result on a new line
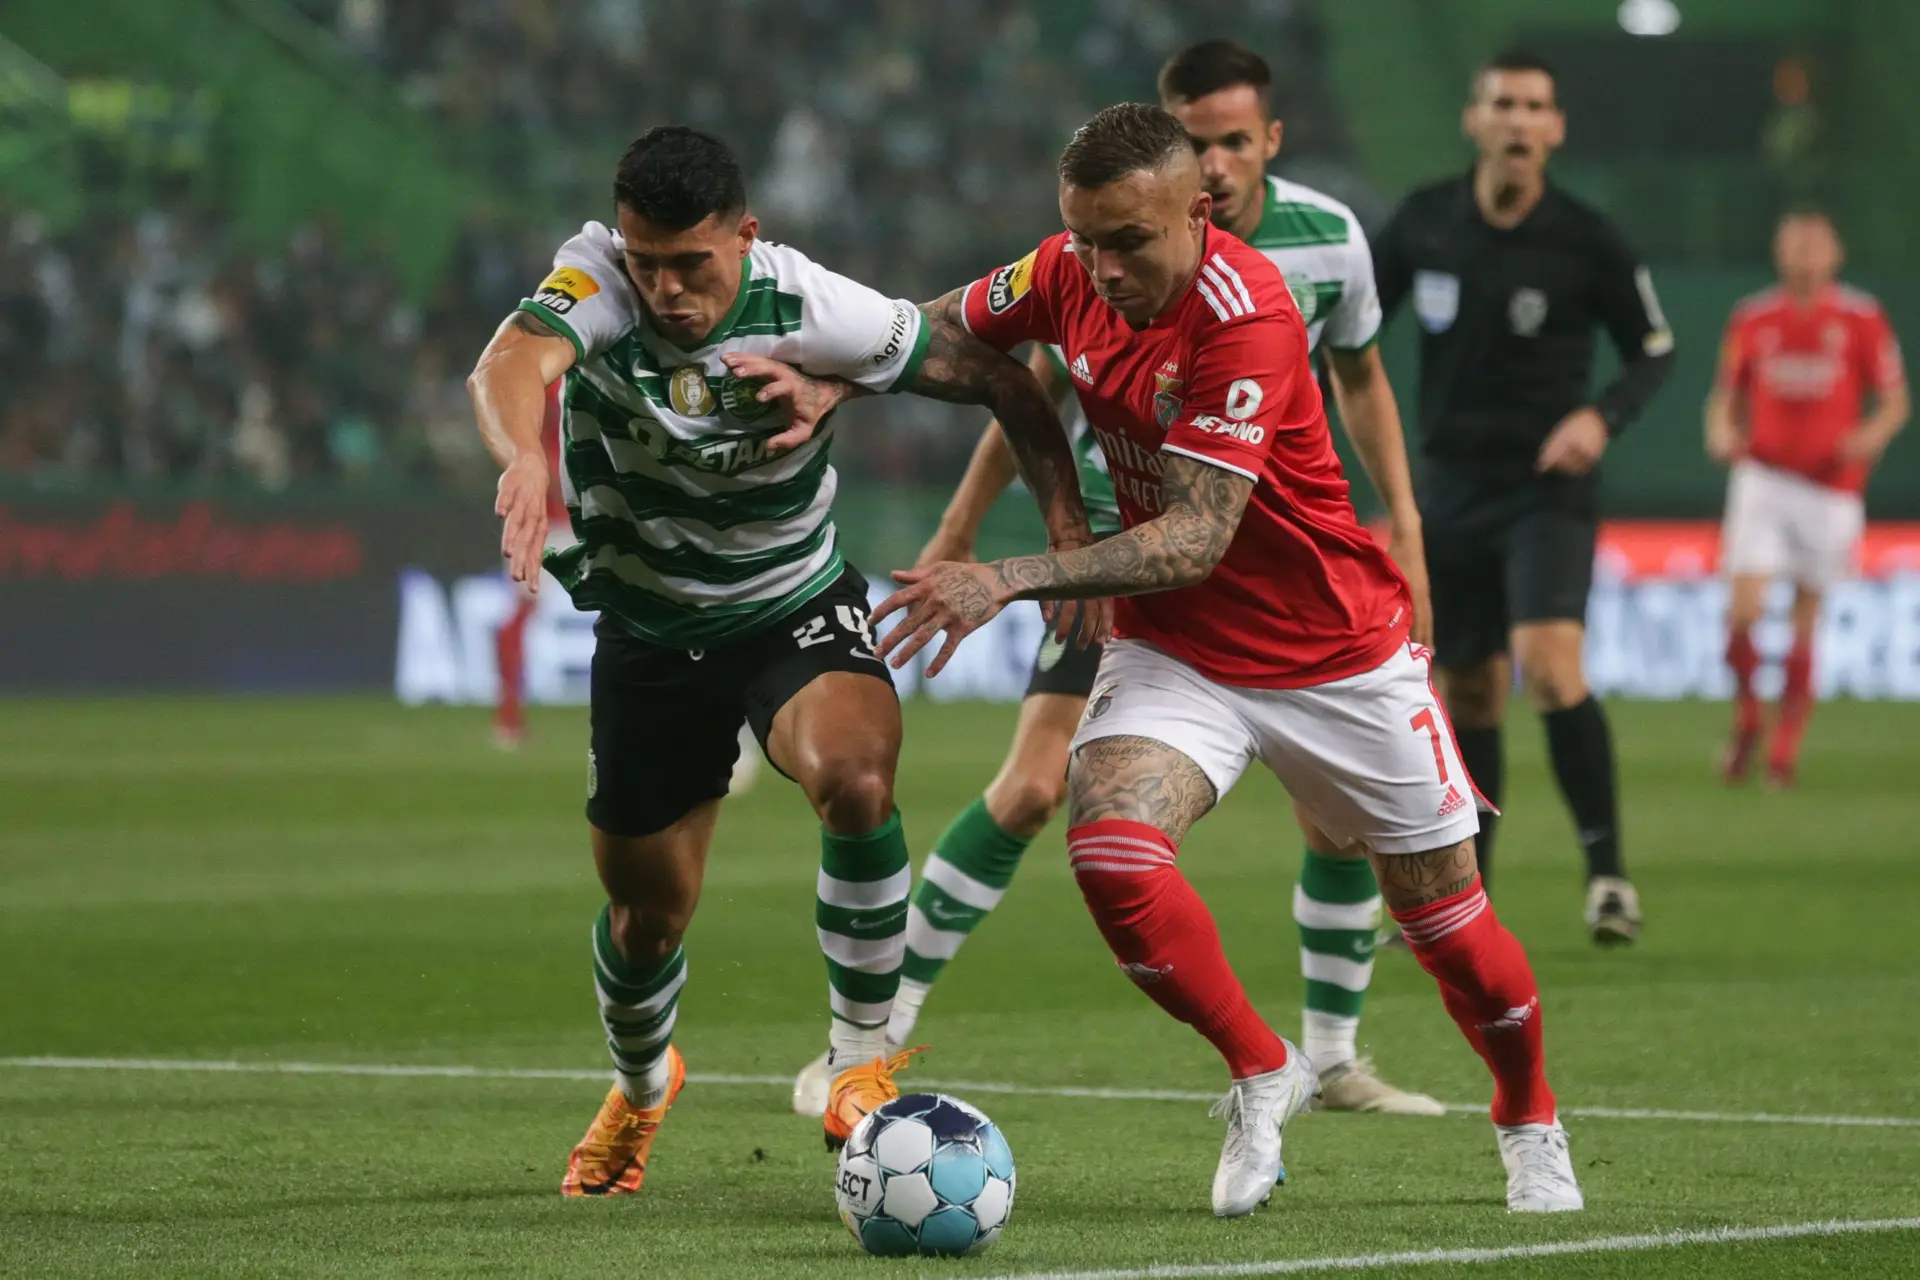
top-left (519, 222), bottom-right (930, 648)
top-left (1245, 174), bottom-right (1382, 354)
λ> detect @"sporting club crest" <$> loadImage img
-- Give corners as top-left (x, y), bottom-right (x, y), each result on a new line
top-left (1508, 287), bottom-right (1548, 338)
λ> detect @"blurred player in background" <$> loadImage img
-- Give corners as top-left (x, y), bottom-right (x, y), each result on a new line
top-left (793, 40), bottom-right (1441, 1119)
top-left (468, 126), bottom-right (1096, 1196)
top-left (1706, 210), bottom-right (1908, 786)
top-left (1374, 51), bottom-right (1674, 945)
top-left (760, 104), bottom-right (1581, 1219)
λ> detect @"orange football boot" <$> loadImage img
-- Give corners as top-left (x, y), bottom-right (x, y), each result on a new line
top-left (823, 1045), bottom-right (925, 1151)
top-left (561, 1046), bottom-right (686, 1196)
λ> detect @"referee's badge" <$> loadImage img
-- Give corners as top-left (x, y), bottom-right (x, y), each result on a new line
top-left (1413, 270), bottom-right (1459, 334)
top-left (1509, 287), bottom-right (1549, 338)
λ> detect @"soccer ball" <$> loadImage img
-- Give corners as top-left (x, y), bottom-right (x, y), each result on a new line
top-left (834, 1093), bottom-right (1015, 1257)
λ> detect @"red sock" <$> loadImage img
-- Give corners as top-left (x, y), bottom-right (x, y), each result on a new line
top-left (494, 596), bottom-right (535, 736)
top-left (1393, 878), bottom-right (1555, 1126)
top-left (1771, 642), bottom-right (1814, 771)
top-left (1068, 820), bottom-right (1288, 1078)
top-left (1725, 628), bottom-right (1761, 734)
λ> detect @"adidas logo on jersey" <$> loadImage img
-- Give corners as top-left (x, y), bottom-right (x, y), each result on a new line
top-left (1438, 784), bottom-right (1468, 818)
top-left (1070, 353), bottom-right (1093, 383)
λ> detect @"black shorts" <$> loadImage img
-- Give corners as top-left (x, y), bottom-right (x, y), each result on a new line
top-left (586, 566), bottom-right (894, 837)
top-left (1424, 506), bottom-right (1597, 669)
top-left (1023, 628), bottom-right (1106, 700)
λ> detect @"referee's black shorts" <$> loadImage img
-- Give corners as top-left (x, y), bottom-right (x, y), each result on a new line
top-left (1420, 465), bottom-right (1598, 670)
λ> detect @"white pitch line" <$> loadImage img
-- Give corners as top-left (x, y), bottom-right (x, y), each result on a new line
top-left (975, 1217), bottom-right (1920, 1280)
top-left (2, 1057), bottom-right (1918, 1130)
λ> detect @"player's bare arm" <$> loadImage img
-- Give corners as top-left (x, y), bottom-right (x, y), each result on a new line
top-left (726, 301), bottom-right (1093, 552)
top-left (875, 455), bottom-right (1253, 675)
top-left (1838, 379), bottom-right (1910, 464)
top-left (919, 345), bottom-right (1064, 566)
top-left (469, 309), bottom-right (578, 588)
top-left (1703, 384), bottom-right (1745, 465)
top-left (1066, 735), bottom-right (1218, 843)
top-left (1326, 344), bottom-right (1430, 646)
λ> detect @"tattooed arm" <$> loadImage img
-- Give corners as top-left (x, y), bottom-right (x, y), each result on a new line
top-left (872, 454), bottom-right (1253, 674)
top-left (723, 292), bottom-right (1093, 551)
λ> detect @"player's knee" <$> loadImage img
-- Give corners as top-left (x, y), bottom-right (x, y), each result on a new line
top-left (1442, 665), bottom-right (1506, 728)
top-left (988, 772), bottom-right (1067, 840)
top-left (1517, 657), bottom-right (1587, 712)
top-left (607, 901), bottom-right (690, 968)
top-left (809, 758), bottom-right (896, 834)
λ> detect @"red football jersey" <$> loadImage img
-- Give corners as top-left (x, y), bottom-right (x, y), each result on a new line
top-left (961, 229), bottom-right (1409, 688)
top-left (1718, 284), bottom-right (1905, 494)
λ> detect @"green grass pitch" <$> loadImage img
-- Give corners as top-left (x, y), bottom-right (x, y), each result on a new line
top-left (3, 695), bottom-right (1918, 1277)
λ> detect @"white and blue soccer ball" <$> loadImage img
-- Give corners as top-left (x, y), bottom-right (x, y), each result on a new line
top-left (834, 1093), bottom-right (1016, 1257)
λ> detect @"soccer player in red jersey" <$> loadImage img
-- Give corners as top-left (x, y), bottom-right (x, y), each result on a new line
top-left (1706, 210), bottom-right (1908, 786)
top-left (742, 104), bottom-right (1579, 1218)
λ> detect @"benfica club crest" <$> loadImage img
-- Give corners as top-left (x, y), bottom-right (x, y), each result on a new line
top-left (1153, 360), bottom-right (1184, 428)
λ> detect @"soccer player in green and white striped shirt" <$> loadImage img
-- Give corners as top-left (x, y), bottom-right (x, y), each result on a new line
top-left (468, 126), bottom-right (1097, 1195)
top-left (794, 41), bottom-right (1445, 1119)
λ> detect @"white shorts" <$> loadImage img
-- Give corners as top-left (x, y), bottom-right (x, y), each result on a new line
top-left (1071, 639), bottom-right (1485, 856)
top-left (1721, 460), bottom-right (1863, 589)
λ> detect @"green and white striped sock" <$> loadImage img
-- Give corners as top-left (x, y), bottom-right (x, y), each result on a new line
top-left (817, 811), bottom-right (912, 1067)
top-left (1295, 849), bottom-right (1381, 1074)
top-left (891, 797), bottom-right (1030, 1044)
top-left (591, 905), bottom-right (686, 1106)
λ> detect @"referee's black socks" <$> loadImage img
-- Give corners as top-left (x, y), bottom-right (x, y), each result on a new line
top-left (1454, 726), bottom-right (1503, 889)
top-left (1542, 696), bottom-right (1624, 881)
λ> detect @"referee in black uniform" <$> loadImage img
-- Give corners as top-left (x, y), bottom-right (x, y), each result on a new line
top-left (1374, 50), bottom-right (1674, 945)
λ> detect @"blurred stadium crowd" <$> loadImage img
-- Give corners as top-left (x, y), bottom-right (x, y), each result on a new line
top-left (0, 0), bottom-right (1342, 487)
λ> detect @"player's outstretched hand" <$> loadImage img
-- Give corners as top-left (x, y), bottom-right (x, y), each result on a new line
top-left (495, 453), bottom-right (550, 591)
top-left (874, 562), bottom-right (1006, 677)
top-left (720, 352), bottom-right (849, 453)
top-left (1536, 407), bottom-right (1610, 476)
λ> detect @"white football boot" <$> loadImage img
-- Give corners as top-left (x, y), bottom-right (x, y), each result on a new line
top-left (791, 1049), bottom-right (832, 1116)
top-left (1496, 1119), bottom-right (1585, 1212)
top-left (1316, 1057), bottom-right (1447, 1116)
top-left (1209, 1046), bottom-right (1319, 1217)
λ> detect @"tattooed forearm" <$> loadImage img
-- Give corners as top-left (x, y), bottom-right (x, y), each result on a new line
top-left (988, 454), bottom-right (1253, 601)
top-left (1371, 839), bottom-right (1479, 911)
top-left (907, 302), bottom-right (1091, 545)
top-left (1067, 735), bottom-right (1218, 842)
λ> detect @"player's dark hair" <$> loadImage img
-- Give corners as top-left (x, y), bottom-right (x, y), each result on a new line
top-left (613, 126), bottom-right (747, 231)
top-left (1057, 103), bottom-right (1192, 189)
top-left (1472, 48), bottom-right (1558, 101)
top-left (1157, 40), bottom-right (1273, 116)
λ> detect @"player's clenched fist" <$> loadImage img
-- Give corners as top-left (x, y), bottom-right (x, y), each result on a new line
top-left (495, 452), bottom-right (551, 590)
